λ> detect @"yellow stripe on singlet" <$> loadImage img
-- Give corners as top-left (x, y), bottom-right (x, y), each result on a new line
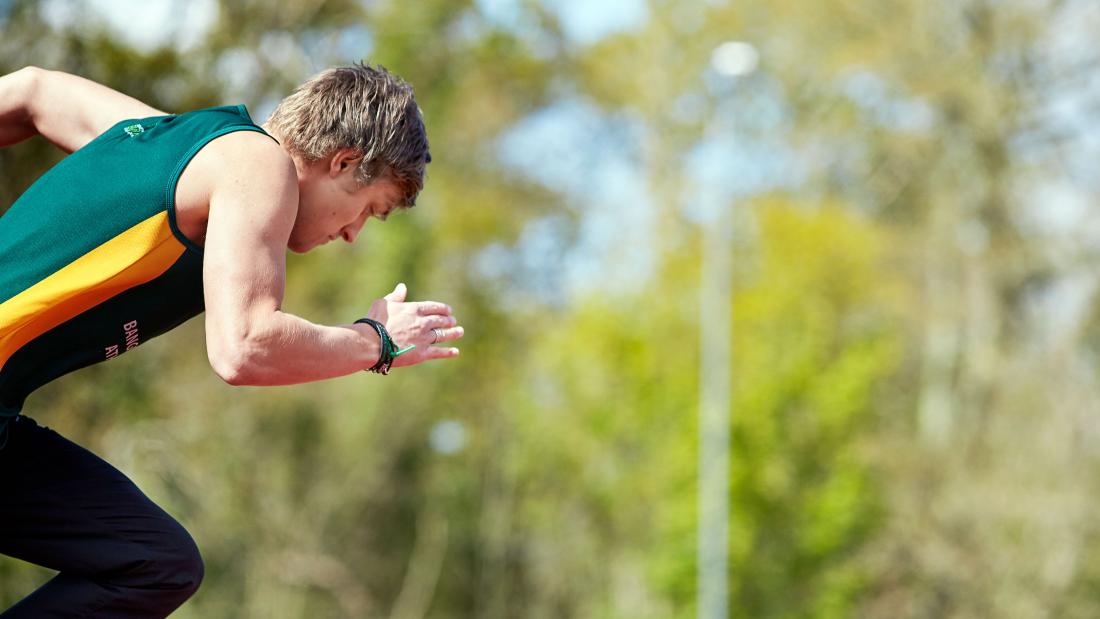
top-left (0, 212), bottom-right (185, 368)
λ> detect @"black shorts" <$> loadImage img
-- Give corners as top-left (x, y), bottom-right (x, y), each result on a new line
top-left (0, 415), bottom-right (203, 618)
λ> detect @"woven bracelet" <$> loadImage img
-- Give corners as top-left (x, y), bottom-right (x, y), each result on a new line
top-left (355, 318), bottom-right (415, 375)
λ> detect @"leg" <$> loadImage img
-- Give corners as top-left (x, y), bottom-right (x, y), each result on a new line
top-left (0, 415), bottom-right (204, 618)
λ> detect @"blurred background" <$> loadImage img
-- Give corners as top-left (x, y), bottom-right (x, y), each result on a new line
top-left (3, 0), bottom-right (1100, 617)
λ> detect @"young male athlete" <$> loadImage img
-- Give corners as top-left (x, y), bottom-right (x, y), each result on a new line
top-left (0, 64), bottom-right (462, 616)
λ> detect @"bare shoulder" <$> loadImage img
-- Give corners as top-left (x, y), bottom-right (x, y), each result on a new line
top-left (204, 128), bottom-right (287, 158)
top-left (175, 130), bottom-right (297, 246)
top-left (204, 130), bottom-right (295, 185)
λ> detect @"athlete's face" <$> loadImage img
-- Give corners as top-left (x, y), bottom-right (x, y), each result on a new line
top-left (289, 149), bottom-right (401, 253)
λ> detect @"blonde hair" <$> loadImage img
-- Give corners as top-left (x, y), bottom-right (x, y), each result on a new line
top-left (266, 63), bottom-right (431, 207)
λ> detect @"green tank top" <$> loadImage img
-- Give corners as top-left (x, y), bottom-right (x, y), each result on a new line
top-left (0, 105), bottom-right (271, 431)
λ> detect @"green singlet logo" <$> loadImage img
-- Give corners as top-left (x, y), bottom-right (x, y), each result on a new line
top-left (124, 124), bottom-right (145, 137)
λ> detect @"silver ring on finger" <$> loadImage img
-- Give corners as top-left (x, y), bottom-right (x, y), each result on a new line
top-left (430, 328), bottom-right (439, 344)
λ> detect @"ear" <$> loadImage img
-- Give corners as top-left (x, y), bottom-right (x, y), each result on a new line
top-left (328, 148), bottom-right (364, 178)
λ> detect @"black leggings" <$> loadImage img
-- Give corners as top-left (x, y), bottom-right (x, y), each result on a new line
top-left (0, 415), bottom-right (203, 617)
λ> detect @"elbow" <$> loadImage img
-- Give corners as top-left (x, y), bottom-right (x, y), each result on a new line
top-left (13, 66), bottom-right (43, 101)
top-left (17, 65), bottom-right (44, 78)
top-left (0, 67), bottom-right (49, 150)
top-left (209, 352), bottom-right (248, 386)
top-left (206, 312), bottom-right (280, 385)
top-left (208, 341), bottom-right (259, 386)
top-left (2, 66), bottom-right (42, 119)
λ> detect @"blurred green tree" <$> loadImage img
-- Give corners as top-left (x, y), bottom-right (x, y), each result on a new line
top-left (3, 0), bottom-right (1098, 617)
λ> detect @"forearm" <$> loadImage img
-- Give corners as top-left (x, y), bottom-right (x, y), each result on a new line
top-left (211, 310), bottom-right (382, 386)
top-left (0, 67), bottom-right (39, 148)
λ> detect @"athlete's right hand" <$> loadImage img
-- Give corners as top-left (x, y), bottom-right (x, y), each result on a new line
top-left (365, 283), bottom-right (463, 368)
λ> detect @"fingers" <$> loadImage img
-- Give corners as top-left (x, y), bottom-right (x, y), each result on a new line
top-left (415, 301), bottom-right (452, 316)
top-left (392, 324), bottom-right (461, 369)
top-left (430, 326), bottom-right (464, 343)
top-left (422, 345), bottom-right (460, 360)
top-left (425, 314), bottom-right (458, 330)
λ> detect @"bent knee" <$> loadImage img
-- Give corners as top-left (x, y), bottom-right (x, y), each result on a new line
top-left (116, 521), bottom-right (205, 596)
top-left (163, 539), bottom-right (205, 595)
top-left (152, 525), bottom-right (205, 595)
top-left (98, 523), bottom-right (205, 613)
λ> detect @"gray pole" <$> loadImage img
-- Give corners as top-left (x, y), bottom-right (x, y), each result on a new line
top-left (697, 40), bottom-right (757, 619)
top-left (698, 199), bottom-right (733, 619)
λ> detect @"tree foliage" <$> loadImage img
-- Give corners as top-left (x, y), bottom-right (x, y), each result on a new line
top-left (2, 0), bottom-right (1098, 617)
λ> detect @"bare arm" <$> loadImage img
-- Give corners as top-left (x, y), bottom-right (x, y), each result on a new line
top-left (0, 66), bottom-right (164, 153)
top-left (202, 132), bottom-right (459, 386)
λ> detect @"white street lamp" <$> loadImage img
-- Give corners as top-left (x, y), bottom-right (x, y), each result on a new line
top-left (698, 39), bottom-right (757, 619)
top-left (711, 41), bottom-right (759, 77)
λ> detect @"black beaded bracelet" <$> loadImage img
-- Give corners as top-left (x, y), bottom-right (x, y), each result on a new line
top-left (354, 318), bottom-right (415, 375)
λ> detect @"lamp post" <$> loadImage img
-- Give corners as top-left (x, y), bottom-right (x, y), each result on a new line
top-left (698, 40), bottom-right (757, 619)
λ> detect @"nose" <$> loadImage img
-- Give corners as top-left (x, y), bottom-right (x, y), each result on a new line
top-left (342, 224), bottom-right (360, 243)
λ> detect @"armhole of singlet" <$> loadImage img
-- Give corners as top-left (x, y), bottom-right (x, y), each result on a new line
top-left (164, 125), bottom-right (281, 256)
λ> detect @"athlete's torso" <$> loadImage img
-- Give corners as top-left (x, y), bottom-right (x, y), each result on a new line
top-left (0, 105), bottom-right (269, 421)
